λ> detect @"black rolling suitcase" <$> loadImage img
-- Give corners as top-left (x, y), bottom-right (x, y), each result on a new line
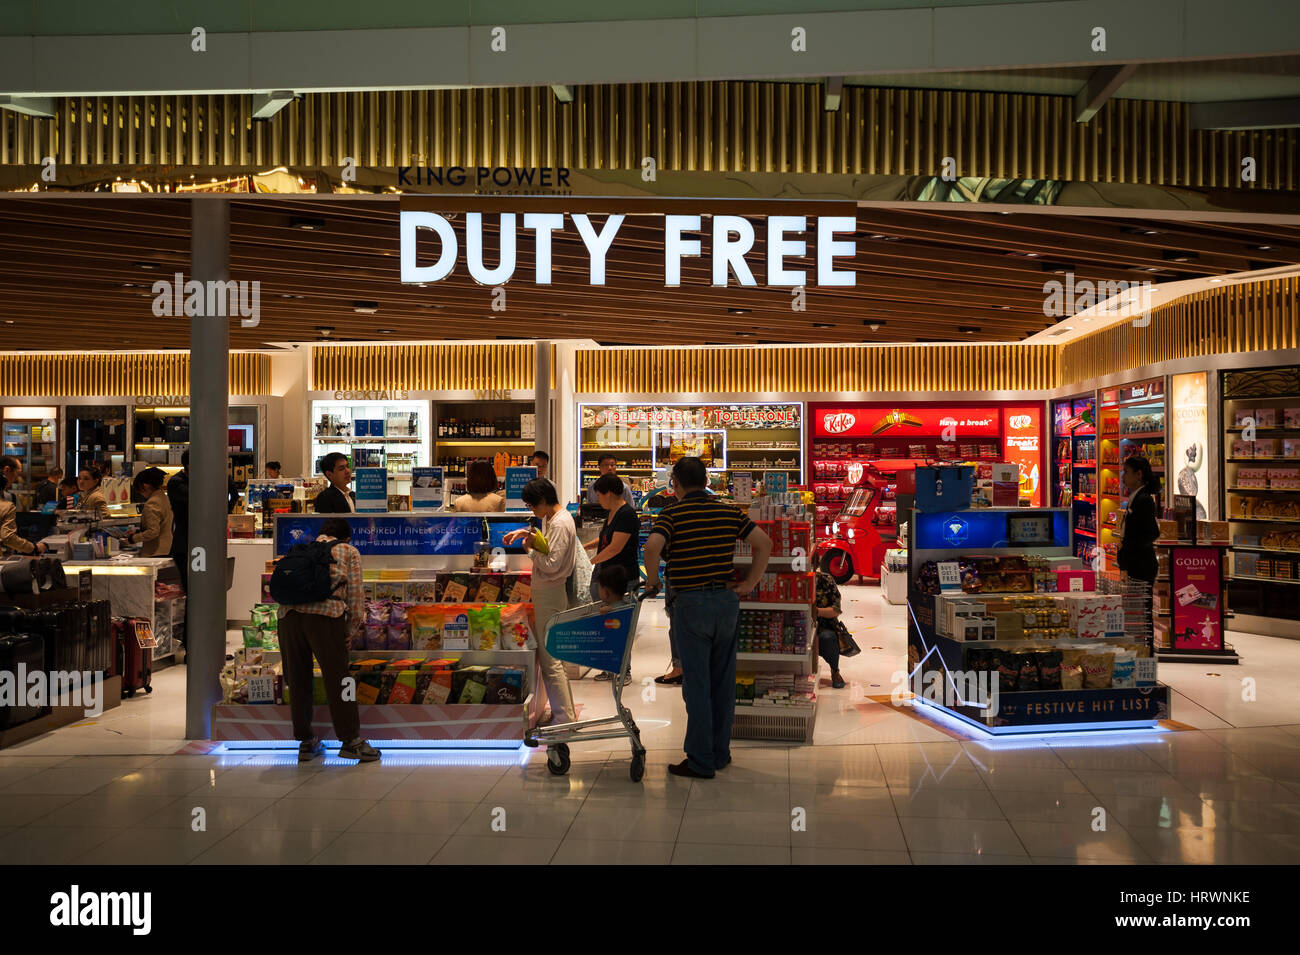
top-left (114, 618), bottom-right (153, 698)
top-left (0, 633), bottom-right (48, 729)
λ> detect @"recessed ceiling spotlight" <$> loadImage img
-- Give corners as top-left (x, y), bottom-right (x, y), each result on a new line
top-left (315, 326), bottom-right (334, 337)
top-left (1210, 278), bottom-right (1224, 283)
top-left (958, 326), bottom-right (981, 334)
top-left (352, 301), bottom-right (380, 314)
top-left (1249, 244), bottom-right (1274, 251)
top-left (3, 320), bottom-right (13, 325)
top-left (728, 308), bottom-right (752, 315)
top-left (290, 216), bottom-right (326, 231)
top-left (133, 261), bottom-right (161, 271)
top-left (1121, 226), bottom-right (1161, 236)
top-left (1162, 249), bottom-right (1199, 262)
top-left (1039, 262), bottom-right (1074, 274)
top-left (861, 319), bottom-right (887, 326)
top-left (997, 305), bottom-right (1012, 310)
top-left (811, 323), bottom-right (833, 328)
top-left (378, 329), bottom-right (395, 334)
top-left (735, 331), bottom-right (755, 337)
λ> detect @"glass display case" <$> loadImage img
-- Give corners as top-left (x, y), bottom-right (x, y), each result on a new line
top-left (66, 405), bottom-right (127, 477)
top-left (311, 398), bottom-right (431, 490)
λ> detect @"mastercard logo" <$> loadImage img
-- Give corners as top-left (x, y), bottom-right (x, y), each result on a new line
top-left (603, 619), bottom-right (622, 629)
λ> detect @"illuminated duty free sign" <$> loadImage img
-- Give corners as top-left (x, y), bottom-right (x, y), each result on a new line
top-left (399, 211), bottom-right (859, 287)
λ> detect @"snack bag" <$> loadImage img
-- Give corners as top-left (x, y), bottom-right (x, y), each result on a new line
top-left (389, 602), bottom-right (412, 626)
top-left (1037, 649), bottom-right (1063, 690)
top-left (484, 666), bottom-right (525, 704)
top-left (364, 623), bottom-right (386, 649)
top-left (1082, 651), bottom-right (1115, 689)
top-left (251, 604), bottom-right (277, 628)
top-left (441, 605), bottom-right (471, 649)
top-left (386, 624), bottom-right (411, 651)
top-left (468, 605), bottom-right (502, 651)
top-left (410, 606), bottom-right (446, 651)
top-left (365, 601), bottom-right (390, 625)
top-left (260, 627), bottom-right (279, 651)
top-left (996, 652), bottom-right (1019, 692)
top-left (1111, 649), bottom-right (1136, 688)
top-left (422, 668), bottom-right (454, 705)
top-left (499, 603), bottom-right (537, 650)
top-left (1017, 653), bottom-right (1040, 691)
top-left (242, 625), bottom-right (264, 649)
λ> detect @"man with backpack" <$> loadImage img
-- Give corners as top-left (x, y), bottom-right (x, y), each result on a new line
top-left (272, 517), bottom-right (380, 762)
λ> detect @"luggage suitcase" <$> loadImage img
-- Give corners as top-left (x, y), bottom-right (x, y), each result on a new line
top-left (114, 618), bottom-right (153, 698)
top-left (0, 633), bottom-right (48, 729)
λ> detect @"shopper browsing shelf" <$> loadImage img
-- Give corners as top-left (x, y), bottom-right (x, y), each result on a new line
top-left (451, 459), bottom-right (506, 512)
top-left (275, 517), bottom-right (381, 763)
top-left (1, 456), bottom-right (22, 506)
top-left (503, 478), bottom-right (577, 726)
top-left (642, 456), bottom-right (772, 779)
top-left (0, 473), bottom-right (46, 555)
top-left (34, 467), bottom-right (62, 508)
top-left (589, 474), bottom-right (640, 596)
top-left (168, 451), bottom-right (190, 593)
top-left (314, 452), bottom-right (356, 513)
top-left (75, 466), bottom-right (110, 518)
top-left (127, 467), bottom-right (174, 558)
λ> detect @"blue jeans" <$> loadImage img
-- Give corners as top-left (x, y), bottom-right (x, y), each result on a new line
top-left (675, 586), bottom-right (741, 775)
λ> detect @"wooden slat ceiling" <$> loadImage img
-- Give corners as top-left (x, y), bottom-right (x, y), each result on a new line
top-left (0, 196), bottom-right (1297, 349)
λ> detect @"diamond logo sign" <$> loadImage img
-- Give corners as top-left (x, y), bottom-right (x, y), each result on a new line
top-left (941, 516), bottom-right (969, 546)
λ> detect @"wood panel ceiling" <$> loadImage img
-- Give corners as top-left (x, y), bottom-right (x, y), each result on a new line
top-left (0, 196), bottom-right (1297, 350)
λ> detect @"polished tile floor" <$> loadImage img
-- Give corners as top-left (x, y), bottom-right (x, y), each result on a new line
top-left (3, 586), bottom-right (1300, 865)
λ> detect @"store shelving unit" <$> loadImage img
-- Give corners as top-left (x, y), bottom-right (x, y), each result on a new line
top-left (1052, 394), bottom-right (1097, 564)
top-left (66, 405), bottom-right (127, 478)
top-left (1220, 365), bottom-right (1300, 631)
top-left (312, 398), bottom-right (430, 490)
top-left (133, 404), bottom-right (259, 493)
top-left (1097, 393), bottom-right (1122, 571)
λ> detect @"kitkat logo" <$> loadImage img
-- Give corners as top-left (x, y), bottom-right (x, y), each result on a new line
top-left (1008, 414), bottom-right (1033, 430)
top-left (824, 412), bottom-right (856, 435)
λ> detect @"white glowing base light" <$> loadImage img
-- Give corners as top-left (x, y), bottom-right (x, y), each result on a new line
top-left (912, 696), bottom-right (1164, 743)
top-left (210, 740), bottom-right (533, 767)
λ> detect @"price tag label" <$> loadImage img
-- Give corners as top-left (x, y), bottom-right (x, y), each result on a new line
top-left (247, 674), bottom-right (275, 704)
top-left (938, 561), bottom-right (962, 593)
top-left (1069, 577), bottom-right (1084, 592)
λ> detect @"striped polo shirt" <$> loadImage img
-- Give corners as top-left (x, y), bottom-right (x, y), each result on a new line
top-left (650, 490), bottom-right (757, 590)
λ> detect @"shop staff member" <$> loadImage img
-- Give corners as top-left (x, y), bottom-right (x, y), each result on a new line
top-left (0, 474), bottom-right (46, 554)
top-left (1118, 455), bottom-right (1162, 638)
top-left (56, 477), bottom-right (79, 510)
top-left (34, 467), bottom-right (63, 508)
top-left (128, 467), bottom-right (174, 558)
top-left (1, 456), bottom-right (21, 506)
top-left (530, 450), bottom-right (556, 492)
top-left (585, 454), bottom-right (635, 510)
top-left (278, 517), bottom-right (380, 763)
top-left (76, 466), bottom-right (110, 518)
top-left (264, 461), bottom-right (282, 479)
top-left (314, 452), bottom-right (355, 513)
top-left (642, 456), bottom-right (772, 779)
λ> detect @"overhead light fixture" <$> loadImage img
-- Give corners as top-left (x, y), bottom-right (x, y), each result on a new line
top-left (1039, 262), bottom-right (1073, 274)
top-left (315, 326), bottom-right (334, 337)
top-left (735, 331), bottom-right (755, 337)
top-left (290, 216), bottom-right (326, 231)
top-left (728, 308), bottom-right (752, 315)
top-left (1162, 249), bottom-right (1200, 262)
top-left (133, 261), bottom-right (160, 271)
top-left (3, 320), bottom-right (13, 325)
top-left (352, 301), bottom-right (380, 314)
top-left (1121, 226), bottom-right (1161, 236)
top-left (997, 305), bottom-right (1012, 310)
top-left (1210, 277), bottom-right (1224, 283)
top-left (378, 329), bottom-right (395, 334)
top-left (861, 319), bottom-right (887, 326)
top-left (1249, 244), bottom-right (1274, 251)
top-left (811, 323), bottom-right (833, 328)
top-left (958, 326), bottom-right (981, 334)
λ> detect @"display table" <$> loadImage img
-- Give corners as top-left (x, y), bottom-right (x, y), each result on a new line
top-left (227, 538), bottom-right (274, 625)
top-left (60, 557), bottom-right (183, 662)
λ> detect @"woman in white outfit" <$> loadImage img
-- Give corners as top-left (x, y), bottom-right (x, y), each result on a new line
top-left (503, 478), bottom-right (577, 725)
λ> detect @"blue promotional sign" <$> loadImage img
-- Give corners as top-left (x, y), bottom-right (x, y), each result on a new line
top-left (275, 514), bottom-right (531, 556)
top-left (410, 467), bottom-right (444, 509)
top-left (505, 466), bottom-right (537, 511)
top-left (764, 471), bottom-right (788, 495)
top-left (544, 604), bottom-right (637, 673)
top-left (916, 509), bottom-right (1070, 551)
top-left (354, 467), bottom-right (388, 513)
top-left (988, 686), bottom-right (1169, 727)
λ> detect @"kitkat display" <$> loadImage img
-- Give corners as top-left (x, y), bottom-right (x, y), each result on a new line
top-left (1052, 394), bottom-right (1098, 564)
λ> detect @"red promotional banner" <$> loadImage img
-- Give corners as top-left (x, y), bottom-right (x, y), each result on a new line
top-left (1171, 547), bottom-right (1224, 650)
top-left (813, 405), bottom-right (1003, 438)
top-left (1002, 405), bottom-right (1044, 507)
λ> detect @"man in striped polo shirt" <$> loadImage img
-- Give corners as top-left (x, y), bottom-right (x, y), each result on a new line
top-left (643, 457), bottom-right (772, 778)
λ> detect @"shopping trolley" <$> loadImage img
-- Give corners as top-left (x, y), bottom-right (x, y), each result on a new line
top-left (524, 587), bottom-right (650, 781)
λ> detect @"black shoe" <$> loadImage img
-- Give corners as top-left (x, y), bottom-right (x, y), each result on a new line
top-left (832, 672), bottom-right (846, 689)
top-left (654, 672), bottom-right (683, 685)
top-left (668, 759), bottom-right (714, 779)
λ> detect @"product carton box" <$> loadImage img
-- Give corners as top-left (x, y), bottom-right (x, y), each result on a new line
top-left (1231, 439), bottom-right (1253, 458)
top-left (936, 595), bottom-right (985, 637)
top-left (1157, 519), bottom-right (1180, 541)
top-left (1284, 440), bottom-right (1300, 460)
top-left (1196, 520), bottom-right (1230, 542)
top-left (1065, 593), bottom-right (1123, 639)
top-left (1055, 568), bottom-right (1096, 592)
top-left (1269, 469), bottom-right (1300, 490)
top-left (1237, 468), bottom-right (1268, 489)
top-left (1254, 439), bottom-right (1279, 458)
top-left (1286, 408), bottom-right (1300, 429)
top-left (1256, 409), bottom-right (1278, 429)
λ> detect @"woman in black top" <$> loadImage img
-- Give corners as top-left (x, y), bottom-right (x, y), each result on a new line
top-left (1118, 455), bottom-right (1161, 639)
top-left (590, 474), bottom-right (641, 684)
